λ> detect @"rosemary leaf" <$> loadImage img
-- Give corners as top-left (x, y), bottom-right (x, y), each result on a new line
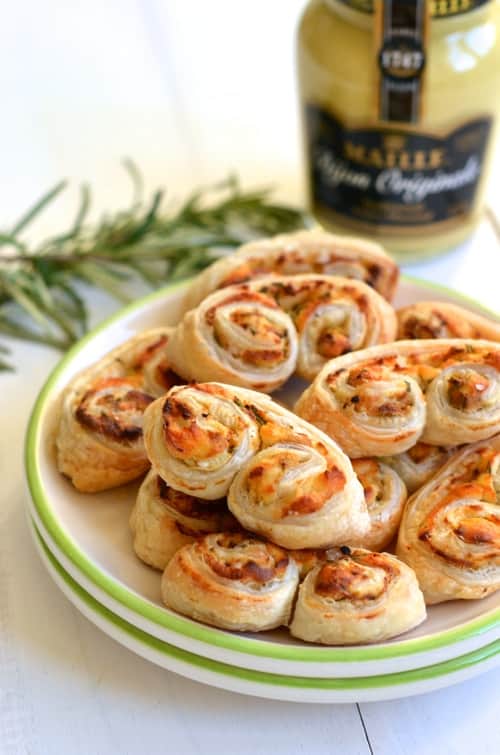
top-left (0, 234), bottom-right (27, 253)
top-left (1, 275), bottom-right (54, 331)
top-left (47, 184), bottom-right (92, 247)
top-left (55, 281), bottom-right (88, 331)
top-left (10, 181), bottom-right (68, 237)
top-left (123, 190), bottom-right (164, 245)
top-left (126, 260), bottom-right (162, 287)
top-left (122, 157), bottom-right (143, 208)
top-left (74, 262), bottom-right (132, 302)
top-left (0, 313), bottom-right (70, 349)
top-left (0, 358), bottom-right (13, 372)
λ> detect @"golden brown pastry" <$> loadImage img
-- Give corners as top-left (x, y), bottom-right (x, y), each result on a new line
top-left (56, 328), bottom-right (182, 492)
top-left (295, 340), bottom-right (500, 457)
top-left (227, 408), bottom-right (368, 549)
top-left (129, 469), bottom-right (238, 570)
top-left (161, 532), bottom-right (300, 631)
top-left (289, 546), bottom-right (426, 645)
top-left (144, 382), bottom-right (369, 548)
top-left (251, 274), bottom-right (397, 380)
top-left (397, 301), bottom-right (500, 342)
top-left (349, 459), bottom-right (407, 551)
top-left (396, 436), bottom-right (500, 604)
top-left (382, 442), bottom-right (455, 494)
top-left (165, 286), bottom-right (298, 392)
top-left (143, 383), bottom-right (263, 500)
top-left (183, 229), bottom-right (399, 310)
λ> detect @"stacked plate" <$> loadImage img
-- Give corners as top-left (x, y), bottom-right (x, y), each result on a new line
top-left (25, 278), bottom-right (500, 704)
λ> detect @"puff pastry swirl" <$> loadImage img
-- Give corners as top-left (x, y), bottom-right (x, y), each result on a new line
top-left (349, 459), bottom-right (407, 551)
top-left (382, 442), bottom-right (455, 494)
top-left (227, 411), bottom-right (368, 549)
top-left (397, 301), bottom-right (500, 342)
top-left (143, 383), bottom-right (262, 500)
top-left (164, 287), bottom-right (298, 392)
top-left (251, 274), bottom-right (396, 380)
top-left (183, 229), bottom-right (399, 310)
top-left (129, 469), bottom-right (237, 570)
top-left (161, 532), bottom-right (300, 631)
top-left (396, 436), bottom-right (500, 604)
top-left (56, 328), bottom-right (181, 492)
top-left (143, 383), bottom-right (369, 548)
top-left (289, 546), bottom-right (426, 644)
top-left (295, 340), bottom-right (500, 457)
top-left (282, 458), bottom-right (407, 555)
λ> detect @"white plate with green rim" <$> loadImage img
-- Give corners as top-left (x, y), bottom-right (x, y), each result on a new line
top-left (29, 516), bottom-right (500, 703)
top-left (24, 277), bottom-right (500, 679)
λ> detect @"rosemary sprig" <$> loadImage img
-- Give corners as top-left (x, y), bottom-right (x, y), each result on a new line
top-left (0, 164), bottom-right (312, 369)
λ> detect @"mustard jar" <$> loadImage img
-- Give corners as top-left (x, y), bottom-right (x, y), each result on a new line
top-left (297, 0), bottom-right (500, 259)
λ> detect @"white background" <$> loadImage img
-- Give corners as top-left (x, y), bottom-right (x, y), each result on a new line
top-left (1, 2), bottom-right (499, 754)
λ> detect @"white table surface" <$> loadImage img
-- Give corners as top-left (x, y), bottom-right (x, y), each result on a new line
top-left (1, 2), bottom-right (499, 753)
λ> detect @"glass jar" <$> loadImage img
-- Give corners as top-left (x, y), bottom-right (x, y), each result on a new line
top-left (297, 0), bottom-right (500, 260)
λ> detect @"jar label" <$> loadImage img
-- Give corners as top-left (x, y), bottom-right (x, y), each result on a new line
top-left (305, 105), bottom-right (492, 234)
top-left (375, 0), bottom-right (429, 123)
top-left (338, 0), bottom-right (490, 18)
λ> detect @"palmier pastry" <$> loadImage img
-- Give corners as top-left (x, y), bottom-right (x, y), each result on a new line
top-left (165, 287), bottom-right (298, 392)
top-left (382, 442), bottom-right (455, 494)
top-left (397, 301), bottom-right (500, 342)
top-left (251, 274), bottom-right (396, 380)
top-left (183, 229), bottom-right (399, 310)
top-left (396, 436), bottom-right (500, 604)
top-left (144, 383), bottom-right (369, 547)
top-left (289, 546), bottom-right (426, 645)
top-left (129, 469), bottom-right (238, 570)
top-left (295, 340), bottom-right (500, 457)
top-left (56, 328), bottom-right (181, 492)
top-left (349, 459), bottom-right (407, 551)
top-left (143, 383), bottom-right (263, 499)
top-left (227, 408), bottom-right (367, 549)
top-left (161, 532), bottom-right (300, 631)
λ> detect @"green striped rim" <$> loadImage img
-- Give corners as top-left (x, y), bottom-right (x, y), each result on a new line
top-left (25, 276), bottom-right (500, 664)
top-left (33, 520), bottom-right (499, 691)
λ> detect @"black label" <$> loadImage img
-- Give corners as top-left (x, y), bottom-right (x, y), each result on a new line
top-left (338, 0), bottom-right (490, 17)
top-left (306, 105), bottom-right (492, 232)
top-left (377, 0), bottom-right (427, 123)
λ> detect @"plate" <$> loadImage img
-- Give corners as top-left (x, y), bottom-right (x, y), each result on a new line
top-left (29, 516), bottom-right (500, 704)
top-left (25, 276), bottom-right (500, 679)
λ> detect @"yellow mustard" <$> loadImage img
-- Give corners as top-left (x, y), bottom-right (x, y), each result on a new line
top-left (297, 0), bottom-right (500, 259)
